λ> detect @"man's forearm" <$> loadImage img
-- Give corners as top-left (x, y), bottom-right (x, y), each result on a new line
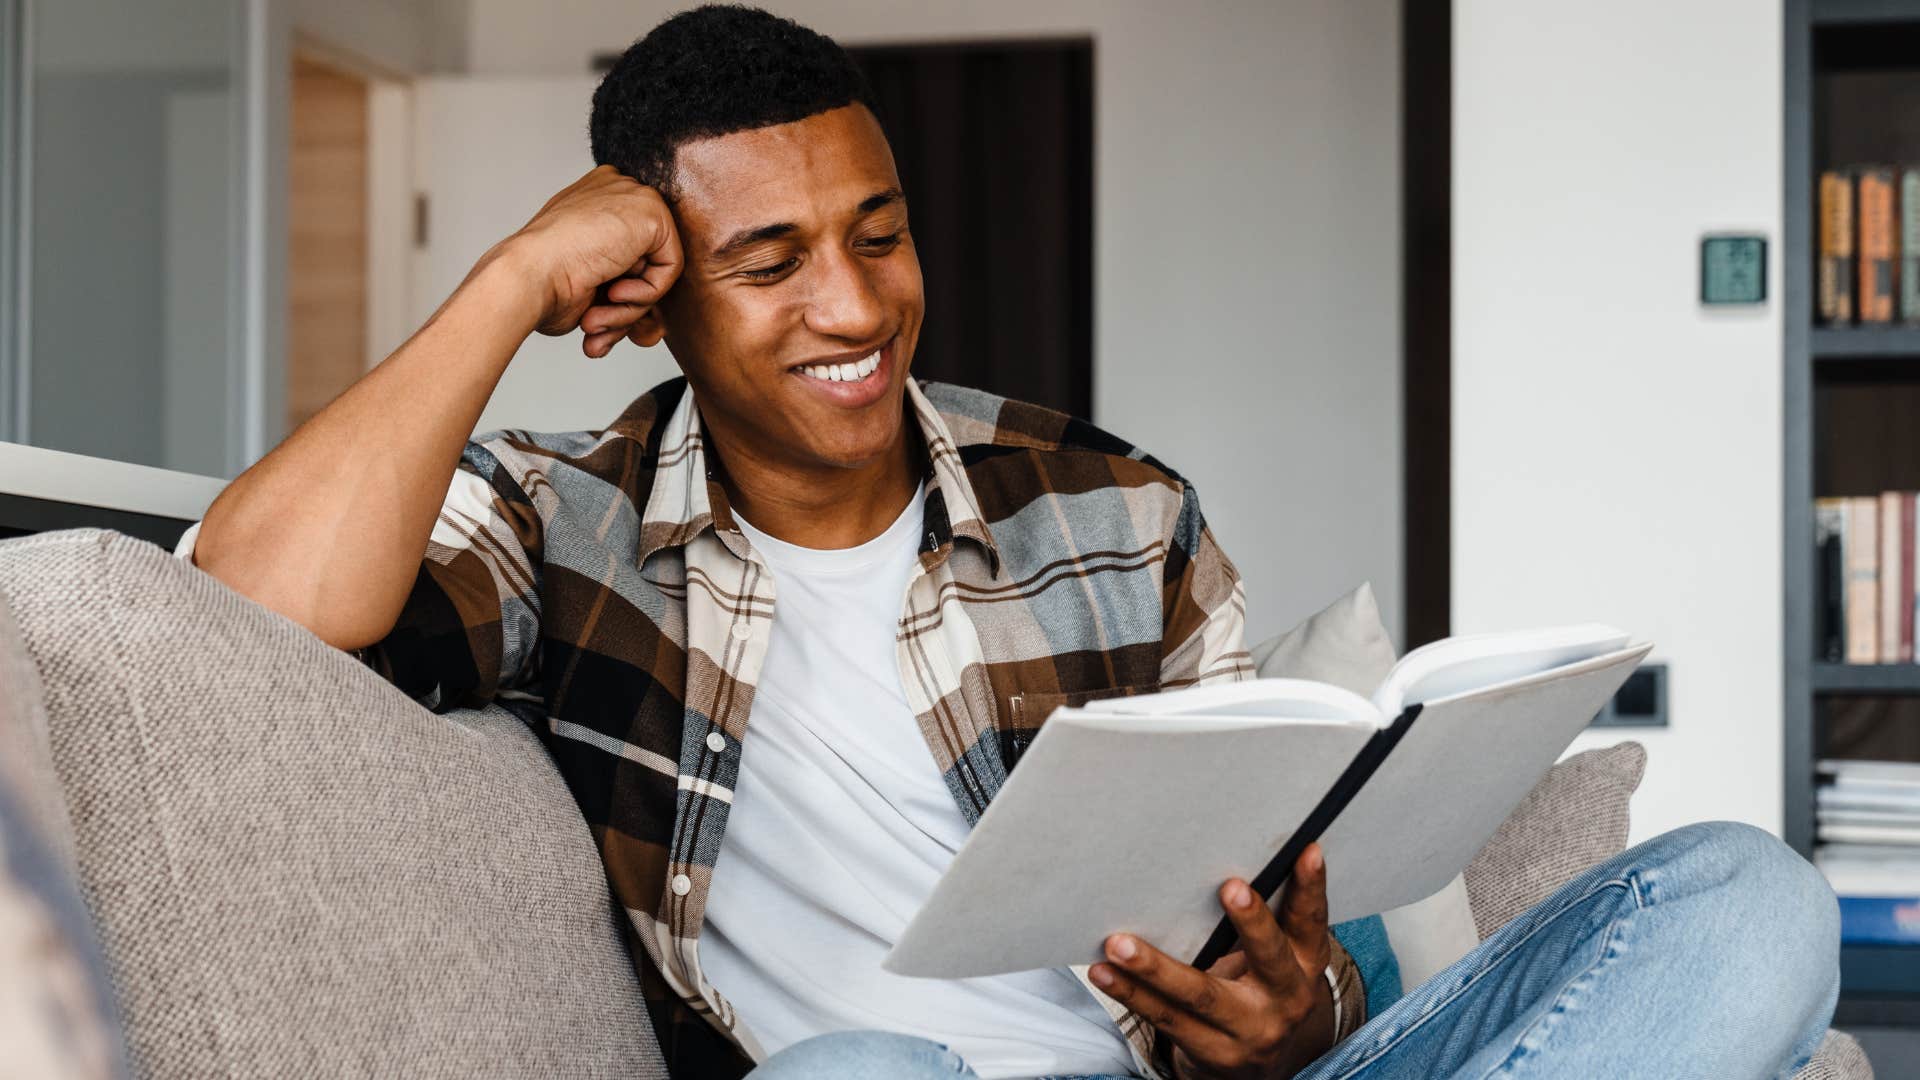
top-left (193, 245), bottom-right (543, 650)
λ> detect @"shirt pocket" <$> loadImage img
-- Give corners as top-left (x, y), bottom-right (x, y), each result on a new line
top-left (1004, 684), bottom-right (1158, 772)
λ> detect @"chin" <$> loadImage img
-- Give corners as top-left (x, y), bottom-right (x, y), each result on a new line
top-left (807, 410), bottom-right (905, 467)
top-left (809, 435), bottom-right (898, 471)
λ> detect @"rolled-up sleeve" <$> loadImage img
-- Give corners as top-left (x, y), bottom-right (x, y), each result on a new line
top-left (358, 443), bottom-right (544, 711)
top-left (1158, 480), bottom-right (1257, 690)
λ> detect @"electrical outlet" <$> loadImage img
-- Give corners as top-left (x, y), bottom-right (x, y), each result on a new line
top-left (1591, 662), bottom-right (1667, 728)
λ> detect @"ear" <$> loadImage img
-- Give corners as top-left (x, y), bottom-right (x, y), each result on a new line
top-left (626, 306), bottom-right (667, 348)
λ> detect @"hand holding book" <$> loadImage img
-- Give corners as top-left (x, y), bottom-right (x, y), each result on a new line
top-left (1091, 844), bottom-right (1336, 1080)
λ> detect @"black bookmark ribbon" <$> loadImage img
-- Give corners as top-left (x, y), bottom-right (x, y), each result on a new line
top-left (1188, 702), bottom-right (1424, 973)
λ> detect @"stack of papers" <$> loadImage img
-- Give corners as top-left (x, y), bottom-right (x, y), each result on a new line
top-left (1816, 759), bottom-right (1920, 945)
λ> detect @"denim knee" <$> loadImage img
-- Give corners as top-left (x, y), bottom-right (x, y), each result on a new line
top-left (748, 1030), bottom-right (974, 1079)
top-left (1638, 821), bottom-right (1839, 1011)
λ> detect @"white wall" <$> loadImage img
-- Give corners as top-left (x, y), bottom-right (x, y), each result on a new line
top-left (1453, 0), bottom-right (1783, 840)
top-left (446, 0), bottom-right (1403, 646)
top-left (408, 77), bottom-right (683, 437)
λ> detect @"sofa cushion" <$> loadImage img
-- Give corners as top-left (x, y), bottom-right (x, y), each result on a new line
top-left (1250, 582), bottom-right (1398, 698)
top-left (0, 594), bottom-right (129, 1078)
top-left (0, 530), bottom-right (663, 1078)
top-left (1462, 740), bottom-right (1647, 938)
top-left (1798, 1030), bottom-right (1874, 1080)
top-left (0, 588), bottom-right (81, 873)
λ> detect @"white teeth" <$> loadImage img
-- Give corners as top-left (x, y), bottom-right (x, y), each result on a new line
top-left (796, 350), bottom-right (883, 382)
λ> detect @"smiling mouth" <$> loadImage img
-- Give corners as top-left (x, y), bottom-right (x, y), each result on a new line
top-left (794, 350), bottom-right (881, 383)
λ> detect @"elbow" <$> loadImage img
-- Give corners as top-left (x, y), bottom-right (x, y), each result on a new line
top-left (190, 521), bottom-right (395, 652)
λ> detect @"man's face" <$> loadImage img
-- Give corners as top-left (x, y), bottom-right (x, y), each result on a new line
top-left (657, 104), bottom-right (923, 475)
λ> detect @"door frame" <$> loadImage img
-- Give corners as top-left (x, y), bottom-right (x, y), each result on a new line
top-left (1, 0), bottom-right (30, 445)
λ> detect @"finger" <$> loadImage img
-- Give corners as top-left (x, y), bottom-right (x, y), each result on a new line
top-left (1090, 962), bottom-right (1242, 1061)
top-left (627, 245), bottom-right (682, 303)
top-left (604, 275), bottom-right (665, 306)
top-left (1098, 934), bottom-right (1248, 1033)
top-left (1207, 949), bottom-right (1250, 982)
top-left (578, 302), bottom-right (649, 336)
top-left (1219, 877), bottom-right (1302, 993)
top-left (1278, 843), bottom-right (1332, 973)
top-left (618, 201), bottom-right (684, 300)
top-left (582, 327), bottom-right (625, 358)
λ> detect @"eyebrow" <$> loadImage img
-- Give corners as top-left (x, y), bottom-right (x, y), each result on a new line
top-left (707, 188), bottom-right (906, 262)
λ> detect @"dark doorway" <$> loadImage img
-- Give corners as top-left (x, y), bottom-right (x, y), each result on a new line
top-left (849, 40), bottom-right (1094, 418)
top-left (1402, 1), bottom-right (1451, 649)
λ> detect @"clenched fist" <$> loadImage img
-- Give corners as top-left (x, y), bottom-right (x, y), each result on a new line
top-left (494, 164), bottom-right (685, 358)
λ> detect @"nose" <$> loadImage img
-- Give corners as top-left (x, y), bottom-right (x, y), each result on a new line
top-left (802, 247), bottom-right (887, 343)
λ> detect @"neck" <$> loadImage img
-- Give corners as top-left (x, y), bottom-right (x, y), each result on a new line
top-left (704, 407), bottom-right (920, 551)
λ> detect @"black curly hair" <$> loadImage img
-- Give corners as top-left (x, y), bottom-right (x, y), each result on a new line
top-left (589, 5), bottom-right (877, 202)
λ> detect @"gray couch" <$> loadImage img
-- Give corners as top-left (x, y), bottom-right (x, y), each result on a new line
top-left (0, 530), bottom-right (1872, 1078)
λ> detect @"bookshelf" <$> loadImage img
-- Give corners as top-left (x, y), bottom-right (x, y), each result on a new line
top-left (1812, 326), bottom-right (1920, 357)
top-left (1786, 0), bottom-right (1920, 1023)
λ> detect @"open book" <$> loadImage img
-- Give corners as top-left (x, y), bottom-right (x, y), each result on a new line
top-left (883, 625), bottom-right (1652, 979)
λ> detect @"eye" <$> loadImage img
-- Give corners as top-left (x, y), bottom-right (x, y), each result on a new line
top-left (740, 258), bottom-right (799, 282)
top-left (856, 232), bottom-right (902, 254)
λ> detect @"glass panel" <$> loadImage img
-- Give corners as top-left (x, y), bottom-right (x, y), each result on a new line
top-left (25, 0), bottom-right (237, 475)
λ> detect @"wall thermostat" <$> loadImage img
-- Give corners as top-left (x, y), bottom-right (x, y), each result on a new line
top-left (1701, 234), bottom-right (1767, 305)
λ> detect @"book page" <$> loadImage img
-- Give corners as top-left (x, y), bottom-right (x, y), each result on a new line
top-left (1079, 678), bottom-right (1381, 727)
top-left (1372, 624), bottom-right (1630, 716)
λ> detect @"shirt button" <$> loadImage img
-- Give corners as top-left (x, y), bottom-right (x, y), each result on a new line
top-left (672, 873), bottom-right (692, 896)
top-left (706, 730), bottom-right (726, 753)
top-left (730, 621), bottom-right (753, 641)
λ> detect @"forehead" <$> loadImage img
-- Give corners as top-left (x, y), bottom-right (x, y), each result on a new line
top-left (669, 104), bottom-right (901, 246)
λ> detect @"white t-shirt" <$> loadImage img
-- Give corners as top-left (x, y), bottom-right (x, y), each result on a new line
top-left (701, 484), bottom-right (1135, 1079)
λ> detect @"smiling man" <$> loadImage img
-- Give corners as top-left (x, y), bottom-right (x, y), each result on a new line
top-left (182, 6), bottom-right (1839, 1080)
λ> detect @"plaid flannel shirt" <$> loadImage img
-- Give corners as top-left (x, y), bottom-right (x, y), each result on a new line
top-left (361, 376), bottom-right (1363, 1077)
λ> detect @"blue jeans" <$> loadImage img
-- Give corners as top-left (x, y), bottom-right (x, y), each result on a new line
top-left (745, 822), bottom-right (1840, 1079)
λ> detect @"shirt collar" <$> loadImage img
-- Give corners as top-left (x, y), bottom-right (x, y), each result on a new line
top-left (636, 378), bottom-right (1001, 574)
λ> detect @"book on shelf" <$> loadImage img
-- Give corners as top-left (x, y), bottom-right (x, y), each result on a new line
top-left (1817, 761), bottom-right (1920, 945)
top-left (1817, 499), bottom-right (1846, 662)
top-left (1880, 491), bottom-right (1914, 664)
top-left (1822, 759), bottom-right (1920, 786)
top-left (1819, 786), bottom-right (1920, 814)
top-left (1896, 488), bottom-right (1912, 657)
top-left (1814, 492), bottom-right (1920, 664)
top-left (1844, 496), bottom-right (1879, 663)
top-left (1903, 168), bottom-right (1920, 322)
top-left (1820, 169), bottom-right (1856, 324)
top-left (1817, 854), bottom-right (1920, 946)
top-left (1858, 168), bottom-right (1899, 324)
